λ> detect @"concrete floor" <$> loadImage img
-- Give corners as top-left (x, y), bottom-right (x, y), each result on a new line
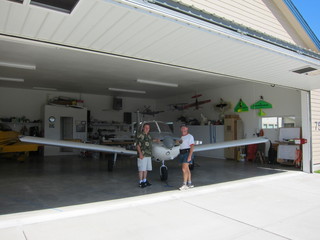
top-left (2, 158), bottom-right (319, 240)
top-left (0, 153), bottom-right (299, 215)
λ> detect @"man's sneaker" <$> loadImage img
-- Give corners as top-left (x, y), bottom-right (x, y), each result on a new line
top-left (139, 182), bottom-right (146, 188)
top-left (179, 184), bottom-right (189, 191)
top-left (145, 180), bottom-right (152, 186)
top-left (188, 184), bottom-right (194, 188)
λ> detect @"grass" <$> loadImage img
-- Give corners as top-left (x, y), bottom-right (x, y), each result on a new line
top-left (314, 170), bottom-right (320, 174)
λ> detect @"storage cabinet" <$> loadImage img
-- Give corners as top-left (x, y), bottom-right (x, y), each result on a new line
top-left (188, 125), bottom-right (224, 159)
top-left (224, 116), bottom-right (243, 160)
top-left (276, 127), bottom-right (301, 166)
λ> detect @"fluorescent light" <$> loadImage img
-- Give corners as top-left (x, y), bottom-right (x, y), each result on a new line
top-left (33, 87), bottom-right (57, 91)
top-left (0, 61), bottom-right (36, 70)
top-left (108, 88), bottom-right (146, 94)
top-left (0, 77), bottom-right (24, 82)
top-left (137, 79), bottom-right (178, 87)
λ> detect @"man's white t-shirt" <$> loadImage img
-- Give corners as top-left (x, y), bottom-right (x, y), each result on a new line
top-left (180, 134), bottom-right (195, 149)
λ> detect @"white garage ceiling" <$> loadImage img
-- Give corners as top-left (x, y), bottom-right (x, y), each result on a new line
top-left (0, 0), bottom-right (320, 99)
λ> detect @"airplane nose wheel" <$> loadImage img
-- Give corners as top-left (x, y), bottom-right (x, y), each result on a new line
top-left (160, 162), bottom-right (168, 181)
top-left (108, 153), bottom-right (117, 172)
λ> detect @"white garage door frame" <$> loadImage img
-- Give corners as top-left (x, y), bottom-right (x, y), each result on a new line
top-left (301, 91), bottom-right (312, 173)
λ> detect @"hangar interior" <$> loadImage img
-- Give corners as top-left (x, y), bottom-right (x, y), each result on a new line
top-left (0, 64), bottom-right (305, 214)
top-left (1, 0), bottom-right (320, 214)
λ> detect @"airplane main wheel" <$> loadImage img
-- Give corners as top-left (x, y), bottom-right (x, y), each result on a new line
top-left (160, 166), bottom-right (168, 181)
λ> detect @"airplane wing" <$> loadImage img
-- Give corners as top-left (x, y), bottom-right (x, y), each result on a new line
top-left (182, 102), bottom-right (197, 109)
top-left (20, 136), bottom-right (268, 158)
top-left (19, 136), bottom-right (136, 155)
top-left (193, 137), bottom-right (268, 152)
top-left (183, 100), bottom-right (211, 109)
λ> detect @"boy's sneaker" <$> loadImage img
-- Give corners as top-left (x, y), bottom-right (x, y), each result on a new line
top-left (139, 182), bottom-right (146, 188)
top-left (179, 184), bottom-right (189, 191)
top-left (145, 180), bottom-right (152, 186)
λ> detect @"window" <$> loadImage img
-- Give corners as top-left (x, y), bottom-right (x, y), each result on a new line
top-left (261, 116), bottom-right (295, 129)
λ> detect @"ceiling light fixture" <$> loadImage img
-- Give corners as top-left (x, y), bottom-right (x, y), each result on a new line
top-left (33, 87), bottom-right (57, 91)
top-left (137, 79), bottom-right (178, 87)
top-left (108, 88), bottom-right (146, 94)
top-left (0, 77), bottom-right (24, 82)
top-left (0, 61), bottom-right (36, 70)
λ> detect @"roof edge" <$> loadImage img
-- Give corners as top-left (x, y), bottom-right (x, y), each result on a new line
top-left (284, 0), bottom-right (320, 51)
top-left (147, 0), bottom-right (320, 60)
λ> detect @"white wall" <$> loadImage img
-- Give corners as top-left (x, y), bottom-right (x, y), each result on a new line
top-left (44, 105), bottom-right (88, 156)
top-left (1, 83), bottom-right (302, 143)
top-left (81, 93), bottom-right (157, 123)
top-left (156, 82), bottom-right (302, 142)
top-left (0, 88), bottom-right (46, 121)
top-left (0, 87), bottom-right (156, 124)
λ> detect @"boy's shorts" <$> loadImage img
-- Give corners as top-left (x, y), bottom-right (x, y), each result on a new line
top-left (179, 152), bottom-right (194, 164)
top-left (137, 157), bottom-right (152, 171)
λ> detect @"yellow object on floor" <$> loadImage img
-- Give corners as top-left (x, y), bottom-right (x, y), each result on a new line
top-left (0, 131), bottom-right (40, 161)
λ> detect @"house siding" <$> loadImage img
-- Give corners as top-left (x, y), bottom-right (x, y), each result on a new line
top-left (311, 89), bottom-right (320, 166)
top-left (173, 0), bottom-right (304, 46)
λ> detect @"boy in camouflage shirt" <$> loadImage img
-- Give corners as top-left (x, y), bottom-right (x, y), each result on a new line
top-left (136, 123), bottom-right (153, 188)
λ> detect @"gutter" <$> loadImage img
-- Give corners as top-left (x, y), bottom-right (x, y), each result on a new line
top-left (146, 0), bottom-right (320, 61)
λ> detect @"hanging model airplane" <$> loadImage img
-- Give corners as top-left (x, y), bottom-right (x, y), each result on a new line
top-left (214, 98), bottom-right (231, 120)
top-left (19, 120), bottom-right (268, 181)
top-left (234, 98), bottom-right (249, 113)
top-left (139, 106), bottom-right (164, 116)
top-left (250, 96), bottom-right (273, 116)
top-left (168, 103), bottom-right (188, 111)
top-left (182, 94), bottom-right (211, 110)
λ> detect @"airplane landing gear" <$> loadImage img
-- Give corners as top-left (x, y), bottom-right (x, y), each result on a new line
top-left (108, 153), bottom-right (117, 172)
top-left (160, 161), bottom-right (168, 181)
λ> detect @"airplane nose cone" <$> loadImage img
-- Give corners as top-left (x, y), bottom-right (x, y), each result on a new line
top-left (163, 136), bottom-right (174, 149)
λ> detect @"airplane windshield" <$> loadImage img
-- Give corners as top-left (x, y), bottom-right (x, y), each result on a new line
top-left (147, 121), bottom-right (172, 134)
top-left (148, 122), bottom-right (159, 132)
top-left (157, 122), bottom-right (172, 133)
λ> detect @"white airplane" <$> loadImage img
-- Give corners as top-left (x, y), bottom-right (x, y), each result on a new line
top-left (19, 120), bottom-right (268, 181)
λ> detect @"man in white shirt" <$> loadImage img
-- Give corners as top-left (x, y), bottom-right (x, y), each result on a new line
top-left (178, 125), bottom-right (195, 190)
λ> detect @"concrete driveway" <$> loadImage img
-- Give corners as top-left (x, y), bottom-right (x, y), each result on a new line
top-left (1, 170), bottom-right (319, 240)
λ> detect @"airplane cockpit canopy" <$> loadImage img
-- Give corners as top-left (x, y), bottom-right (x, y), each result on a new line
top-left (141, 121), bottom-right (174, 140)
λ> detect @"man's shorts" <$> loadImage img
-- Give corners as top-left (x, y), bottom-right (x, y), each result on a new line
top-left (179, 152), bottom-right (194, 164)
top-left (137, 157), bottom-right (152, 171)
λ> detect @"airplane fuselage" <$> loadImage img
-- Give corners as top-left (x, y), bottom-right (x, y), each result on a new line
top-left (152, 143), bottom-right (180, 162)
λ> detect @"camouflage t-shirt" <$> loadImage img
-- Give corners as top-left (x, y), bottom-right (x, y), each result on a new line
top-left (136, 132), bottom-right (152, 157)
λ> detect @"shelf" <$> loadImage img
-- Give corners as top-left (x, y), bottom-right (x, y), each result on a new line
top-left (276, 141), bottom-right (300, 146)
top-left (0, 122), bottom-right (42, 135)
